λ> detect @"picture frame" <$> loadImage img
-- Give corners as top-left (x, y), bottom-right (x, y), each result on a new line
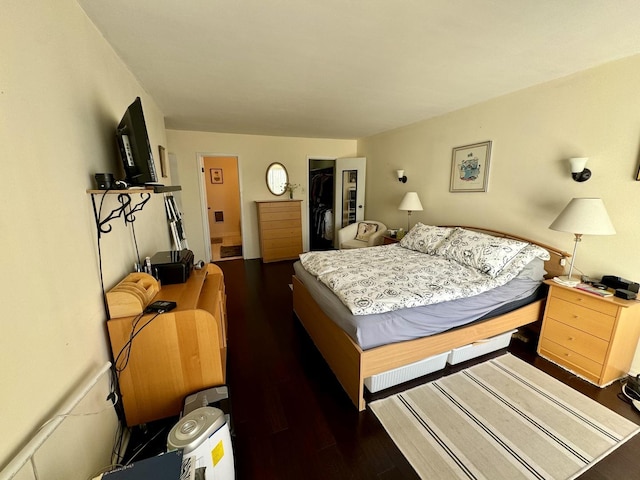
top-left (210, 168), bottom-right (223, 184)
top-left (158, 145), bottom-right (168, 178)
top-left (450, 141), bottom-right (492, 192)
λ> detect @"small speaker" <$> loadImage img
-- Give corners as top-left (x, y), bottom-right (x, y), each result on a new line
top-left (95, 173), bottom-right (114, 190)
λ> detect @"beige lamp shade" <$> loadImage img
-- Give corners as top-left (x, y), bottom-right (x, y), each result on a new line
top-left (549, 198), bottom-right (615, 235)
top-left (398, 192), bottom-right (424, 212)
top-left (549, 197), bottom-right (615, 286)
top-left (398, 192), bottom-right (423, 231)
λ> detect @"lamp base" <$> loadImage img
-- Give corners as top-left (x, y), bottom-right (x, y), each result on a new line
top-left (552, 275), bottom-right (580, 287)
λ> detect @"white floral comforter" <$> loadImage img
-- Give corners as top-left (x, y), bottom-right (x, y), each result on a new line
top-left (299, 244), bottom-right (547, 315)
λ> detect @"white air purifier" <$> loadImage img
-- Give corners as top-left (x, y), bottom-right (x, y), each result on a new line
top-left (167, 406), bottom-right (235, 480)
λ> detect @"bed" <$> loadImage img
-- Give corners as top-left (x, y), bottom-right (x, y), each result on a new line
top-left (292, 225), bottom-right (569, 411)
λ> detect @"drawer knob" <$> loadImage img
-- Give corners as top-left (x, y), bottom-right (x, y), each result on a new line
top-left (564, 352), bottom-right (571, 357)
top-left (568, 337), bottom-right (575, 341)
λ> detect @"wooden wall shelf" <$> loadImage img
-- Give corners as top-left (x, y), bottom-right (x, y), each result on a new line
top-left (87, 185), bottom-right (181, 235)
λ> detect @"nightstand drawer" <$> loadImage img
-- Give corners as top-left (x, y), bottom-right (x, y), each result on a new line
top-left (550, 287), bottom-right (619, 316)
top-left (542, 318), bottom-right (609, 364)
top-left (539, 338), bottom-right (602, 383)
top-left (546, 297), bottom-right (615, 340)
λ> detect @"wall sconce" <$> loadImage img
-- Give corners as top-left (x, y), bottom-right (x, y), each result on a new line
top-left (569, 157), bottom-right (591, 182)
top-left (396, 170), bottom-right (407, 183)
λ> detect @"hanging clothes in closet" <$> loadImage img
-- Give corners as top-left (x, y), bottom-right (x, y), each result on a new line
top-left (309, 168), bottom-right (334, 250)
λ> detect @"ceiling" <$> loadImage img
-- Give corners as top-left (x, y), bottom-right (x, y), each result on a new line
top-left (78, 0), bottom-right (640, 139)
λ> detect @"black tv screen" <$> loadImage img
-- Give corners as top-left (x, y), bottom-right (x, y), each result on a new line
top-left (116, 97), bottom-right (158, 186)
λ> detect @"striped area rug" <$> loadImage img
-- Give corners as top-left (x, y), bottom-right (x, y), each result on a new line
top-left (370, 354), bottom-right (639, 479)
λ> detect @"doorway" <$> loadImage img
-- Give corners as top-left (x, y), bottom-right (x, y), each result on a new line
top-left (309, 158), bottom-right (335, 251)
top-left (307, 157), bottom-right (366, 251)
top-left (203, 156), bottom-right (243, 261)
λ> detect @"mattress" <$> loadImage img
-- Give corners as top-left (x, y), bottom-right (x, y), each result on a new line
top-left (293, 260), bottom-right (543, 350)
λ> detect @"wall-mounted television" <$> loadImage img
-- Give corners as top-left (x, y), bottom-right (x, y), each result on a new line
top-left (116, 97), bottom-right (158, 186)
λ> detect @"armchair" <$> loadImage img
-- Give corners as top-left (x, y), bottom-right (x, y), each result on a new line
top-left (338, 221), bottom-right (387, 249)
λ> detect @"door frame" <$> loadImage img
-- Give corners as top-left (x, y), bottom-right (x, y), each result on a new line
top-left (334, 157), bottom-right (366, 245)
top-left (196, 152), bottom-right (244, 262)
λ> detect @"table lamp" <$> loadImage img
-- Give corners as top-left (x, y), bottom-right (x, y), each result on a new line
top-left (549, 197), bottom-right (615, 286)
top-left (398, 192), bottom-right (423, 231)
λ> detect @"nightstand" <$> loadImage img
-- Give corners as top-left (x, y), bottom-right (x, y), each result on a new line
top-left (382, 235), bottom-right (400, 245)
top-left (537, 280), bottom-right (640, 386)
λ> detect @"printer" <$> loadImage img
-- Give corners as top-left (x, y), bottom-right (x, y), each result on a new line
top-left (150, 249), bottom-right (194, 285)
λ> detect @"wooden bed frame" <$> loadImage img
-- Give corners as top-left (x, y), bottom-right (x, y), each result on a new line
top-left (292, 227), bottom-right (570, 411)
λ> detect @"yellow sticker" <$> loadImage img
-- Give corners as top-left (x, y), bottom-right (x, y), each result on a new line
top-left (211, 440), bottom-right (225, 466)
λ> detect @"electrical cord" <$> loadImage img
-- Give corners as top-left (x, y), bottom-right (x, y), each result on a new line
top-left (114, 313), bottom-right (144, 374)
top-left (94, 190), bottom-right (153, 462)
top-left (96, 189), bottom-right (112, 319)
top-left (114, 312), bottom-right (163, 375)
top-left (36, 392), bottom-right (120, 434)
top-left (129, 208), bottom-right (141, 268)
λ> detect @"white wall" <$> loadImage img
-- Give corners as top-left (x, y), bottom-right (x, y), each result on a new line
top-left (358, 53), bottom-right (640, 371)
top-left (166, 130), bottom-right (357, 261)
top-left (1, 1), bottom-right (172, 476)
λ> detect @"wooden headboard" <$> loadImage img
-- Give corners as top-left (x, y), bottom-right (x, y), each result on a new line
top-left (441, 225), bottom-right (571, 279)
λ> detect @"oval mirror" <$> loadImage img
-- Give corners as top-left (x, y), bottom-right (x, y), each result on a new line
top-left (266, 162), bottom-right (288, 196)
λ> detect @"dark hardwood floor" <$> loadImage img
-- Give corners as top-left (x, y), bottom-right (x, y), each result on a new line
top-left (125, 258), bottom-right (640, 479)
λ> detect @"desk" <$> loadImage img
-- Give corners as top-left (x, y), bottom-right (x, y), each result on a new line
top-left (107, 264), bottom-right (227, 426)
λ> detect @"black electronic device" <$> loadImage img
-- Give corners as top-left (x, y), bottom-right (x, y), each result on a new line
top-left (614, 289), bottom-right (637, 300)
top-left (94, 173), bottom-right (114, 190)
top-left (151, 249), bottom-right (194, 285)
top-left (601, 275), bottom-right (640, 293)
top-left (145, 300), bottom-right (177, 313)
top-left (116, 97), bottom-right (158, 186)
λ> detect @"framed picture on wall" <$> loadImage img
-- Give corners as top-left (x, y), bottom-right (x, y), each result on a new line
top-left (450, 141), bottom-right (492, 192)
top-left (210, 168), bottom-right (223, 184)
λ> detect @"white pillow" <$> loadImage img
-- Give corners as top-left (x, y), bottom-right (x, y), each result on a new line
top-left (355, 222), bottom-right (379, 241)
top-left (502, 244), bottom-right (551, 280)
top-left (399, 223), bottom-right (455, 254)
top-left (435, 228), bottom-right (529, 277)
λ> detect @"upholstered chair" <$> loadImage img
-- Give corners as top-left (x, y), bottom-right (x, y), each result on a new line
top-left (338, 221), bottom-right (387, 249)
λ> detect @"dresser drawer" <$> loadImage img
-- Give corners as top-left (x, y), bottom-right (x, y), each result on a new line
top-left (263, 236), bottom-right (302, 250)
top-left (261, 218), bottom-right (301, 231)
top-left (550, 287), bottom-right (619, 316)
top-left (545, 297), bottom-right (615, 340)
top-left (261, 226), bottom-right (301, 240)
top-left (259, 210), bottom-right (301, 223)
top-left (539, 338), bottom-right (602, 383)
top-left (542, 318), bottom-right (609, 364)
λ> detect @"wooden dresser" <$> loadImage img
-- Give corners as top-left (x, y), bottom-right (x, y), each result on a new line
top-left (256, 200), bottom-right (303, 263)
top-left (107, 264), bottom-right (227, 426)
top-left (538, 280), bottom-right (640, 387)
